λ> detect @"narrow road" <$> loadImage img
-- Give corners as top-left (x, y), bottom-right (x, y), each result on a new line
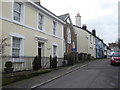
top-left (35, 59), bottom-right (120, 88)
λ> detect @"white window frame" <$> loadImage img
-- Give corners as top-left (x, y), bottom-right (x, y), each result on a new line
top-left (37, 12), bottom-right (44, 31)
top-left (12, 1), bottom-right (24, 23)
top-left (67, 28), bottom-right (71, 44)
top-left (53, 21), bottom-right (57, 35)
top-left (12, 37), bottom-right (21, 57)
top-left (52, 43), bottom-right (58, 58)
top-left (10, 33), bottom-right (24, 62)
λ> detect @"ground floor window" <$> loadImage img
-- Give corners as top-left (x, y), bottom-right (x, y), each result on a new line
top-left (11, 36), bottom-right (24, 62)
top-left (53, 45), bottom-right (57, 57)
top-left (12, 37), bottom-right (21, 57)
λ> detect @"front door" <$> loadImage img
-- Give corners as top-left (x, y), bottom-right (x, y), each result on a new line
top-left (38, 43), bottom-right (42, 68)
top-left (38, 48), bottom-right (41, 58)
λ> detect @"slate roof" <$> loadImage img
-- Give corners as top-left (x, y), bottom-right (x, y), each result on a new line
top-left (58, 13), bottom-right (69, 21)
top-left (73, 25), bottom-right (104, 42)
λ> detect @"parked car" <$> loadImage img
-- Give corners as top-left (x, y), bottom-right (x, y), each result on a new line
top-left (110, 50), bottom-right (120, 56)
top-left (110, 52), bottom-right (120, 65)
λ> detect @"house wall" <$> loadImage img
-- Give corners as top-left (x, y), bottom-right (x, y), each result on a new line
top-left (1, 1), bottom-right (64, 57)
top-left (2, 2), bottom-right (12, 19)
top-left (1, 1), bottom-right (64, 71)
top-left (87, 33), bottom-right (96, 58)
top-left (74, 27), bottom-right (88, 54)
top-left (74, 26), bottom-right (96, 58)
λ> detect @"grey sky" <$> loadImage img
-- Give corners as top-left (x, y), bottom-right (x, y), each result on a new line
top-left (41, 0), bottom-right (119, 45)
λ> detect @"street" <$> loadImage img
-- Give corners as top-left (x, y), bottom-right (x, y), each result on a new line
top-left (35, 59), bottom-right (120, 88)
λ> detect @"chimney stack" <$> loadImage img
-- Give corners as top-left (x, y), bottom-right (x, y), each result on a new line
top-left (92, 29), bottom-right (96, 36)
top-left (82, 24), bottom-right (87, 30)
top-left (75, 13), bottom-right (81, 27)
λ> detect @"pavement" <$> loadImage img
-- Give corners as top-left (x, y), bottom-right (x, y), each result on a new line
top-left (2, 60), bottom-right (91, 89)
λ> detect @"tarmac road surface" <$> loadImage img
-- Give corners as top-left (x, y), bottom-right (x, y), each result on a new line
top-left (36, 59), bottom-right (120, 88)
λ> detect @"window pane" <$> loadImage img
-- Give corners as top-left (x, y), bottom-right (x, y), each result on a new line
top-left (53, 21), bottom-right (57, 35)
top-left (14, 2), bottom-right (21, 22)
top-left (13, 37), bottom-right (20, 48)
top-left (12, 37), bottom-right (21, 57)
top-left (38, 24), bottom-right (42, 30)
top-left (14, 2), bottom-right (21, 13)
top-left (38, 14), bottom-right (43, 30)
top-left (14, 11), bottom-right (20, 22)
top-left (53, 45), bottom-right (57, 57)
top-left (12, 49), bottom-right (20, 57)
top-left (67, 28), bottom-right (71, 43)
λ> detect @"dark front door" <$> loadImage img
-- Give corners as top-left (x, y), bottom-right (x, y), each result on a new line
top-left (38, 47), bottom-right (42, 68)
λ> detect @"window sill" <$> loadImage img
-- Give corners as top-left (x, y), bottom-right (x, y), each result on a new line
top-left (9, 58), bottom-right (24, 63)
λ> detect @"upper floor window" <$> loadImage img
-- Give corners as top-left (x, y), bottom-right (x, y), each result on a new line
top-left (13, 2), bottom-right (22, 22)
top-left (38, 13), bottom-right (44, 30)
top-left (53, 21), bottom-right (57, 35)
top-left (90, 35), bottom-right (92, 41)
top-left (67, 28), bottom-right (71, 44)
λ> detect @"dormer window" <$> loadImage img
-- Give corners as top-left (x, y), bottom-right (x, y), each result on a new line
top-left (67, 28), bottom-right (71, 44)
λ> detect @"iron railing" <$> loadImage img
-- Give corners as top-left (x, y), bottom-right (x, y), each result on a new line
top-left (1, 56), bottom-right (63, 73)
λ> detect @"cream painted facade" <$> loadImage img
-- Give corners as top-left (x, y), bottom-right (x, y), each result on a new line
top-left (74, 26), bottom-right (88, 54)
top-left (74, 26), bottom-right (96, 58)
top-left (1, 1), bottom-right (64, 71)
top-left (87, 32), bottom-right (96, 58)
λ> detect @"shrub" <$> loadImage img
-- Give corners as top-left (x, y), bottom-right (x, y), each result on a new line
top-left (4, 61), bottom-right (14, 73)
top-left (52, 56), bottom-right (57, 68)
top-left (5, 61), bottom-right (13, 68)
top-left (32, 56), bottom-right (41, 70)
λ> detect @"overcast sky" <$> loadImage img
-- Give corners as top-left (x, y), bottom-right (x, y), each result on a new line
top-left (41, 0), bottom-right (119, 45)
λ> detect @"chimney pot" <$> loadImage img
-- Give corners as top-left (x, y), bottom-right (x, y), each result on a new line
top-left (77, 13), bottom-right (81, 17)
top-left (82, 24), bottom-right (87, 30)
top-left (92, 29), bottom-right (96, 36)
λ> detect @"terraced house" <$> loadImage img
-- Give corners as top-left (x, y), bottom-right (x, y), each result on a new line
top-left (0, 0), bottom-right (65, 72)
top-left (74, 13), bottom-right (96, 59)
top-left (96, 37), bottom-right (104, 59)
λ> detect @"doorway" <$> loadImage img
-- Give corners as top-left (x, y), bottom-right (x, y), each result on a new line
top-left (38, 42), bottom-right (42, 68)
